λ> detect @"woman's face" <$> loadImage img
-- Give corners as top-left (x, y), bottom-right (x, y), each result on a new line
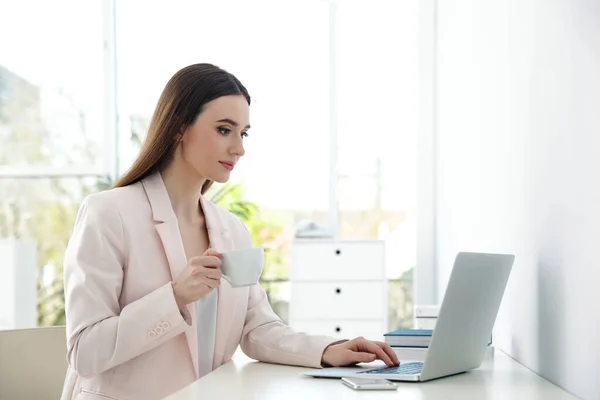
top-left (179, 94), bottom-right (250, 183)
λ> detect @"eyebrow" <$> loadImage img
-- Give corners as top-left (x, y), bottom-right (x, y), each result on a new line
top-left (216, 118), bottom-right (251, 130)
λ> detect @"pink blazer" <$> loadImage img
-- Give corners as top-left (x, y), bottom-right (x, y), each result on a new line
top-left (61, 172), bottom-right (336, 400)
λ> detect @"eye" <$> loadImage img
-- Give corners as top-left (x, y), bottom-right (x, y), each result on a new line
top-left (241, 131), bottom-right (250, 139)
top-left (217, 127), bottom-right (231, 135)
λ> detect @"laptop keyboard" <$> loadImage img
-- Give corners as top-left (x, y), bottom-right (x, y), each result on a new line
top-left (358, 362), bottom-right (423, 375)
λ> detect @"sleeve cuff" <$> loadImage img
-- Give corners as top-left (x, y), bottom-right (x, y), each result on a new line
top-left (169, 281), bottom-right (192, 326)
top-left (180, 306), bottom-right (192, 326)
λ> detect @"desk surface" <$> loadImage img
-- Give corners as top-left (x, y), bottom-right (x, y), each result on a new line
top-left (164, 350), bottom-right (577, 400)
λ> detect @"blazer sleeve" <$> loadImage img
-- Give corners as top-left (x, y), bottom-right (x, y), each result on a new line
top-left (63, 194), bottom-right (190, 378)
top-left (234, 218), bottom-right (340, 368)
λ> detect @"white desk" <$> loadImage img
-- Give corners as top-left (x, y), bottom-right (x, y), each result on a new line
top-left (164, 350), bottom-right (577, 400)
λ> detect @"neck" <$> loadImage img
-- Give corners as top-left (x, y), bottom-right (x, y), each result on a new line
top-left (160, 158), bottom-right (206, 223)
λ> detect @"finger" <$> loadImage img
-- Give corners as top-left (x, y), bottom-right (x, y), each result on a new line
top-left (350, 351), bottom-right (377, 364)
top-left (374, 341), bottom-right (400, 365)
top-left (191, 264), bottom-right (222, 280)
top-left (198, 267), bottom-right (222, 280)
top-left (358, 340), bottom-right (394, 367)
top-left (199, 276), bottom-right (221, 289)
top-left (190, 255), bottom-right (221, 268)
top-left (203, 248), bottom-right (223, 258)
top-left (198, 282), bottom-right (213, 293)
top-left (190, 262), bottom-right (218, 276)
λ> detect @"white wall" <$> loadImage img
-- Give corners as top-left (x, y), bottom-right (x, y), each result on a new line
top-left (433, 1), bottom-right (600, 399)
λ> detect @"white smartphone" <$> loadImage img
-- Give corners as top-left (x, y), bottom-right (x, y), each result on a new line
top-left (341, 377), bottom-right (398, 390)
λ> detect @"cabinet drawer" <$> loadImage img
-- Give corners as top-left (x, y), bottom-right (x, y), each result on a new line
top-left (290, 282), bottom-right (386, 320)
top-left (290, 320), bottom-right (386, 342)
top-left (415, 318), bottom-right (437, 329)
top-left (290, 241), bottom-right (384, 281)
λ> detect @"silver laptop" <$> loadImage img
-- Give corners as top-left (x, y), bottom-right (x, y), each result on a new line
top-left (302, 252), bottom-right (514, 382)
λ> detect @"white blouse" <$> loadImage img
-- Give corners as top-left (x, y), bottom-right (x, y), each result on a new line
top-left (194, 288), bottom-right (218, 378)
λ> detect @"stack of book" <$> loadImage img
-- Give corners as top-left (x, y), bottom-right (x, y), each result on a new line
top-left (383, 329), bottom-right (494, 361)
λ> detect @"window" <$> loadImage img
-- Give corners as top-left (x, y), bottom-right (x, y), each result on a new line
top-left (1, 0), bottom-right (420, 331)
top-left (334, 0), bottom-right (419, 328)
top-left (0, 0), bottom-right (106, 171)
top-left (0, 0), bottom-right (107, 329)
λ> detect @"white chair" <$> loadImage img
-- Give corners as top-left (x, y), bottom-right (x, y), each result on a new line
top-left (0, 326), bottom-right (68, 400)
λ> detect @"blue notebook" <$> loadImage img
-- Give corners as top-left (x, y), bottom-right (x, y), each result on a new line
top-left (384, 329), bottom-right (493, 348)
top-left (383, 329), bottom-right (433, 348)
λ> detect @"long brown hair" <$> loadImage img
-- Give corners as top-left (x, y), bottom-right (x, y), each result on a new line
top-left (114, 63), bottom-right (251, 193)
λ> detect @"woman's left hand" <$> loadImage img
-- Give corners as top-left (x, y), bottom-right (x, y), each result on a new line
top-left (320, 336), bottom-right (400, 367)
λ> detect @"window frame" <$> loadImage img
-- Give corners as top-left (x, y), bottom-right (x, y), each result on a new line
top-left (0, 0), bottom-right (437, 306)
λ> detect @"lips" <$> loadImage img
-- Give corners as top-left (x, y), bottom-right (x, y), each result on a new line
top-left (219, 161), bottom-right (235, 171)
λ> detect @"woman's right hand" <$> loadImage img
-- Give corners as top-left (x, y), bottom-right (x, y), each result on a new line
top-left (172, 248), bottom-right (222, 308)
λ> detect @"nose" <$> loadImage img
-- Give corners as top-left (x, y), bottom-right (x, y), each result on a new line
top-left (230, 135), bottom-right (245, 158)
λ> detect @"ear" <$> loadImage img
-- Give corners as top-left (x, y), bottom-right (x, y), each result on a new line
top-left (176, 125), bottom-right (187, 142)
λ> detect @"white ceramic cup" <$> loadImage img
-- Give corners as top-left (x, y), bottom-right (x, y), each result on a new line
top-left (220, 247), bottom-right (264, 287)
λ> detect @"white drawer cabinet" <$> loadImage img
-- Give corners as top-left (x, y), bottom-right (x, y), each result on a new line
top-left (290, 241), bottom-right (385, 281)
top-left (290, 282), bottom-right (385, 320)
top-left (292, 320), bottom-right (386, 342)
top-left (289, 240), bottom-right (387, 342)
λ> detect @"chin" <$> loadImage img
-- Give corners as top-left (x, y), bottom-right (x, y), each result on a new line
top-left (210, 174), bottom-right (231, 184)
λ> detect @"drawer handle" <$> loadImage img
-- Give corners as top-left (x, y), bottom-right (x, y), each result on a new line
top-left (335, 287), bottom-right (342, 294)
top-left (335, 326), bottom-right (342, 333)
top-left (335, 249), bottom-right (341, 255)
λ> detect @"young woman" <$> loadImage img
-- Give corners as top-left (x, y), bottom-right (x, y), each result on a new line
top-left (61, 63), bottom-right (399, 400)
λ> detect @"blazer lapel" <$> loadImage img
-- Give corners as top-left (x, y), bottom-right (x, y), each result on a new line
top-left (141, 172), bottom-right (199, 375)
top-left (199, 195), bottom-right (233, 253)
top-left (198, 196), bottom-right (235, 369)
